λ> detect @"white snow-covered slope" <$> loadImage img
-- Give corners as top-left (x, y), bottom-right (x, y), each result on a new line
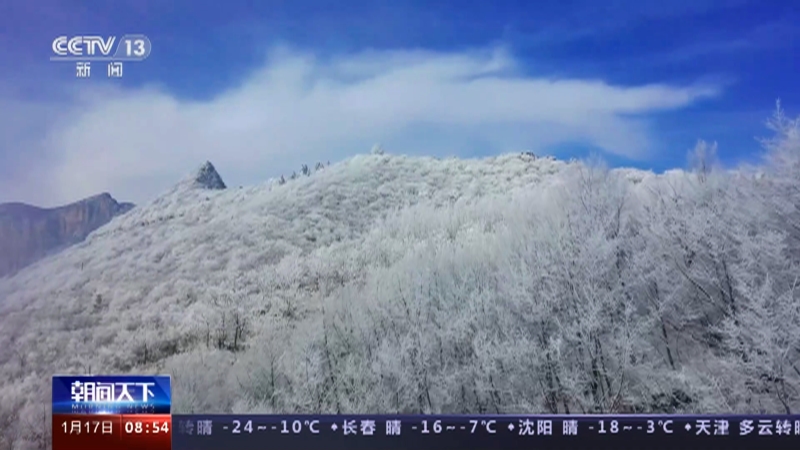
top-left (0, 152), bottom-right (574, 411)
top-left (0, 147), bottom-right (798, 448)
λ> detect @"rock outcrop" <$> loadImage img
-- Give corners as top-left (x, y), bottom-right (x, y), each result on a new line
top-left (0, 193), bottom-right (134, 277)
top-left (193, 161), bottom-right (226, 190)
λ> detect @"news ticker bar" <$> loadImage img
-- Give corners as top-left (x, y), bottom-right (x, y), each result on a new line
top-left (48, 376), bottom-right (800, 450)
top-left (50, 413), bottom-right (800, 450)
top-left (171, 414), bottom-right (800, 450)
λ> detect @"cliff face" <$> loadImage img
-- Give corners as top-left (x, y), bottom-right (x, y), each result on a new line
top-left (0, 193), bottom-right (134, 277)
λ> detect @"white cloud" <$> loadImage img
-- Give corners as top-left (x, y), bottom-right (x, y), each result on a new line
top-left (1, 45), bottom-right (719, 206)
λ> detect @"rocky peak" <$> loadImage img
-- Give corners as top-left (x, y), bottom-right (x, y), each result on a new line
top-left (80, 192), bottom-right (135, 214)
top-left (193, 161), bottom-right (226, 190)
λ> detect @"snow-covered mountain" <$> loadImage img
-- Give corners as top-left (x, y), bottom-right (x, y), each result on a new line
top-left (0, 120), bottom-right (798, 448)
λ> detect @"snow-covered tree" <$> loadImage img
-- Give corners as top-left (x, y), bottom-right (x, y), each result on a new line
top-left (1, 106), bottom-right (800, 446)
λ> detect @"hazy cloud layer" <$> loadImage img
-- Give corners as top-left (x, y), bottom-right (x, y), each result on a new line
top-left (1, 46), bottom-right (720, 206)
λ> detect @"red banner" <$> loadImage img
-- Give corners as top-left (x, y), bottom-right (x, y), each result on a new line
top-left (53, 414), bottom-right (171, 450)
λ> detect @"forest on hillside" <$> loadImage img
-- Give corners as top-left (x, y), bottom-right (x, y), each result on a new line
top-left (0, 106), bottom-right (798, 450)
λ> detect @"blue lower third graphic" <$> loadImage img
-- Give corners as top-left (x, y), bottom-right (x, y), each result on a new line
top-left (52, 375), bottom-right (171, 415)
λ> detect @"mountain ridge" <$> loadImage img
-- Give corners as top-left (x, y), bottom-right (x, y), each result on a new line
top-left (0, 192), bottom-right (134, 278)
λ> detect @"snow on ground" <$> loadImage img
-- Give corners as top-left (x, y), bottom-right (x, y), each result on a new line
top-left (0, 133), bottom-right (798, 449)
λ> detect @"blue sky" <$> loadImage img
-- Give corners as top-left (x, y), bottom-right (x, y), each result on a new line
top-left (1, 0), bottom-right (797, 205)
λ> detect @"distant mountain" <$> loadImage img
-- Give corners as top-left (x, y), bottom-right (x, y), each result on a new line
top-left (0, 192), bottom-right (134, 277)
